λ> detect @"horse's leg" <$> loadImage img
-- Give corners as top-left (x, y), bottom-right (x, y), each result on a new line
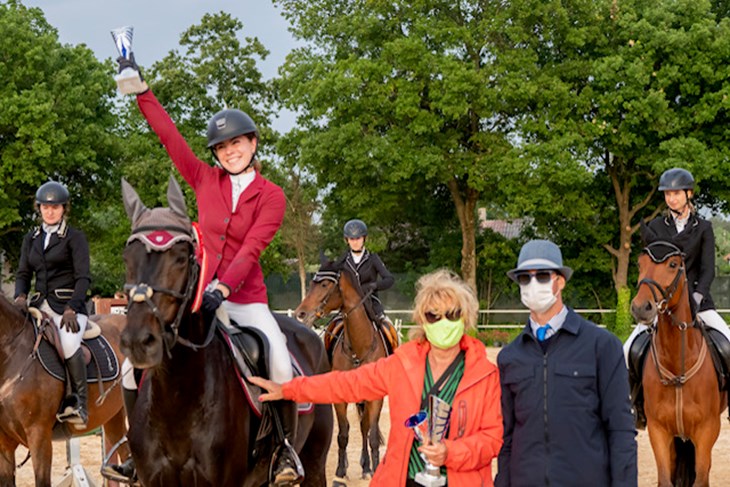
top-left (333, 402), bottom-right (349, 482)
top-left (26, 428), bottom-right (53, 487)
top-left (357, 402), bottom-right (372, 479)
top-left (648, 425), bottom-right (676, 487)
top-left (0, 440), bottom-right (17, 487)
top-left (298, 403), bottom-right (333, 487)
top-left (366, 399), bottom-right (383, 475)
top-left (692, 420), bottom-right (721, 487)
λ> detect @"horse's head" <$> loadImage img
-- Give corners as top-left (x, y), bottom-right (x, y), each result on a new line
top-left (120, 177), bottom-right (200, 368)
top-left (295, 257), bottom-right (344, 327)
top-left (631, 240), bottom-right (689, 325)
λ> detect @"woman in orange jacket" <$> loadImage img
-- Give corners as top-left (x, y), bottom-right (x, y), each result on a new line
top-left (251, 269), bottom-right (503, 486)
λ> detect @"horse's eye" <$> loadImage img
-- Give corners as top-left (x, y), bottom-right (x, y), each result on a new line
top-left (669, 261), bottom-right (677, 268)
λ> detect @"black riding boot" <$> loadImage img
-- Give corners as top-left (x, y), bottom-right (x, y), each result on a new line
top-left (270, 400), bottom-right (304, 486)
top-left (102, 387), bottom-right (138, 482)
top-left (57, 349), bottom-right (88, 426)
top-left (628, 332), bottom-right (650, 430)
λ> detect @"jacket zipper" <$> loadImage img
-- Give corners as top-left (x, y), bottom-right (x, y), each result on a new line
top-left (542, 351), bottom-right (550, 486)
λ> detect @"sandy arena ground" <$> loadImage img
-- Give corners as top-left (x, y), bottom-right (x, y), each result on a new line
top-left (13, 348), bottom-right (730, 486)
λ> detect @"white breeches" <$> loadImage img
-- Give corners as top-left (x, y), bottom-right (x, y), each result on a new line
top-left (623, 309), bottom-right (730, 366)
top-left (224, 301), bottom-right (293, 383)
top-left (121, 358), bottom-right (137, 390)
top-left (39, 300), bottom-right (85, 359)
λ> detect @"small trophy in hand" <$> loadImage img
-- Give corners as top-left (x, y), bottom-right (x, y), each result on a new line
top-left (111, 26), bottom-right (147, 95)
top-left (404, 395), bottom-right (452, 487)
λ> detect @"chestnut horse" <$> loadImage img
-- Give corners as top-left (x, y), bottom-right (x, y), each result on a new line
top-left (295, 259), bottom-right (387, 482)
top-left (631, 240), bottom-right (727, 487)
top-left (0, 297), bottom-right (128, 486)
top-left (119, 177), bottom-right (332, 486)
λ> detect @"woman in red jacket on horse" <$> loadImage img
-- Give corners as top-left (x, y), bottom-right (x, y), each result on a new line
top-left (106, 54), bottom-right (302, 486)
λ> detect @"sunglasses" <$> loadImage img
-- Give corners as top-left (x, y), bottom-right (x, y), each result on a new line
top-left (424, 309), bottom-right (462, 324)
top-left (515, 270), bottom-right (555, 286)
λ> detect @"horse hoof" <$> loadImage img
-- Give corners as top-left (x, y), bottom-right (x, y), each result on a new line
top-left (333, 476), bottom-right (348, 486)
top-left (361, 472), bottom-right (372, 480)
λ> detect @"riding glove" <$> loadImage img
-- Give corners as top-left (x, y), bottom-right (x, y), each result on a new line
top-left (202, 289), bottom-right (226, 315)
top-left (13, 294), bottom-right (28, 313)
top-left (115, 53), bottom-right (149, 95)
top-left (363, 282), bottom-right (378, 294)
top-left (61, 307), bottom-right (80, 333)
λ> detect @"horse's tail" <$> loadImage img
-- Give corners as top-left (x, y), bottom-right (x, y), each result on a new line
top-left (673, 437), bottom-right (696, 487)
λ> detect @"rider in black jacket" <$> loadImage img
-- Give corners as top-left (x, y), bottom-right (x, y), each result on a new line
top-left (14, 181), bottom-right (91, 426)
top-left (624, 168), bottom-right (730, 428)
top-left (338, 219), bottom-right (394, 329)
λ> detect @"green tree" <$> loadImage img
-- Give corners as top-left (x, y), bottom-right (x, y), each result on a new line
top-left (0, 1), bottom-right (119, 283)
top-left (274, 0), bottom-right (521, 291)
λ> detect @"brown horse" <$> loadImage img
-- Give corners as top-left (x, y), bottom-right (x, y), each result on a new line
top-left (119, 177), bottom-right (332, 486)
top-left (295, 259), bottom-right (389, 482)
top-left (0, 297), bottom-right (128, 486)
top-left (631, 240), bottom-right (727, 487)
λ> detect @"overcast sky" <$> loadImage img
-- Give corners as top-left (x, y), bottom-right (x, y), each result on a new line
top-left (23, 0), bottom-right (300, 131)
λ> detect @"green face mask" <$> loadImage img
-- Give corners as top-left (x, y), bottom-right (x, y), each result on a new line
top-left (423, 318), bottom-right (465, 349)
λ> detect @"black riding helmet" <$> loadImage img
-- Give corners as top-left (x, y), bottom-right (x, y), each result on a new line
top-left (343, 219), bottom-right (368, 239)
top-left (206, 108), bottom-right (258, 174)
top-left (35, 181), bottom-right (69, 205)
top-left (658, 168), bottom-right (694, 191)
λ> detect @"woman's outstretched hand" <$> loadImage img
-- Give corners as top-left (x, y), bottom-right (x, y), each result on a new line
top-left (248, 376), bottom-right (284, 402)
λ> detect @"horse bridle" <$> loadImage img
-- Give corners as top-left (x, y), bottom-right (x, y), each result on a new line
top-left (637, 242), bottom-right (689, 324)
top-left (124, 224), bottom-right (213, 355)
top-left (311, 270), bottom-right (340, 319)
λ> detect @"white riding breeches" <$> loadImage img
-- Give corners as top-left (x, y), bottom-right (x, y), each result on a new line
top-left (121, 357), bottom-right (137, 390)
top-left (623, 308), bottom-right (730, 366)
top-left (224, 300), bottom-right (293, 383)
top-left (39, 300), bottom-right (86, 359)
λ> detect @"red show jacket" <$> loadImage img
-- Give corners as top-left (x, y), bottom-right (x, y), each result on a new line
top-left (137, 91), bottom-right (285, 304)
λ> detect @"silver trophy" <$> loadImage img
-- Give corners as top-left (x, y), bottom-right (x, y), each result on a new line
top-left (111, 26), bottom-right (146, 95)
top-left (405, 396), bottom-right (452, 486)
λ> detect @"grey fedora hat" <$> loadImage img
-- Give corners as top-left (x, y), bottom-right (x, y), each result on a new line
top-left (507, 239), bottom-right (573, 282)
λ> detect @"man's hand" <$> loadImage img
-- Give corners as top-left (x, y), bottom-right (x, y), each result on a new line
top-left (363, 282), bottom-right (377, 294)
top-left (60, 307), bottom-right (80, 333)
top-left (13, 294), bottom-right (28, 313)
top-left (115, 52), bottom-right (149, 95)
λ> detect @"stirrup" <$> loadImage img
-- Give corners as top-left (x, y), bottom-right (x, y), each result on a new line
top-left (56, 405), bottom-right (88, 426)
top-left (101, 456), bottom-right (137, 484)
top-left (269, 439), bottom-right (304, 486)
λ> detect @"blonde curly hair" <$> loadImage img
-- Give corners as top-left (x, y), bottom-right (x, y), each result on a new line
top-left (409, 269), bottom-right (478, 342)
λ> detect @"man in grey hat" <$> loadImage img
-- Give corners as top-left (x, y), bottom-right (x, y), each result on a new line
top-left (496, 239), bottom-right (637, 487)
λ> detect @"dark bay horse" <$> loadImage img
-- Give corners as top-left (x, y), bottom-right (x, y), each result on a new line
top-left (295, 259), bottom-right (389, 482)
top-left (119, 177), bottom-right (332, 486)
top-left (631, 240), bottom-right (727, 487)
top-left (0, 298), bottom-right (128, 486)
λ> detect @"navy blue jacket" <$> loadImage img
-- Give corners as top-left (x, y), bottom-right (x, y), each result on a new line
top-left (496, 308), bottom-right (637, 487)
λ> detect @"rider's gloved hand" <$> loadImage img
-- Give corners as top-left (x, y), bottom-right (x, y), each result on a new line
top-left (201, 289), bottom-right (226, 316)
top-left (115, 52), bottom-right (149, 95)
top-left (61, 307), bottom-right (80, 333)
top-left (363, 282), bottom-right (377, 294)
top-left (13, 294), bottom-right (28, 313)
top-left (693, 292), bottom-right (704, 306)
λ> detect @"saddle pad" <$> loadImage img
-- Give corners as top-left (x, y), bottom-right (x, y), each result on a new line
top-left (37, 333), bottom-right (120, 383)
top-left (221, 331), bottom-right (314, 418)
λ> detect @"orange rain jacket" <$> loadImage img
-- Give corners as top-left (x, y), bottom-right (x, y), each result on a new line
top-left (282, 335), bottom-right (503, 486)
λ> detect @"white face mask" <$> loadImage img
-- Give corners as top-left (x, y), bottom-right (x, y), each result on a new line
top-left (520, 279), bottom-right (557, 313)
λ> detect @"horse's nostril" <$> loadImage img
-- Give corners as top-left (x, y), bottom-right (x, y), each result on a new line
top-left (296, 311), bottom-right (307, 321)
top-left (644, 302), bottom-right (653, 311)
top-left (142, 332), bottom-right (157, 348)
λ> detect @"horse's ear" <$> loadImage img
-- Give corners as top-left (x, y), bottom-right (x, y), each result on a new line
top-left (121, 178), bottom-right (147, 223)
top-left (166, 175), bottom-right (188, 219)
top-left (319, 250), bottom-right (328, 267)
top-left (640, 219), bottom-right (658, 246)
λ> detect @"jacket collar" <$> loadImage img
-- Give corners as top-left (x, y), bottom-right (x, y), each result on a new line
top-left (399, 336), bottom-right (495, 399)
top-left (519, 306), bottom-right (582, 342)
top-left (32, 218), bottom-right (68, 240)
